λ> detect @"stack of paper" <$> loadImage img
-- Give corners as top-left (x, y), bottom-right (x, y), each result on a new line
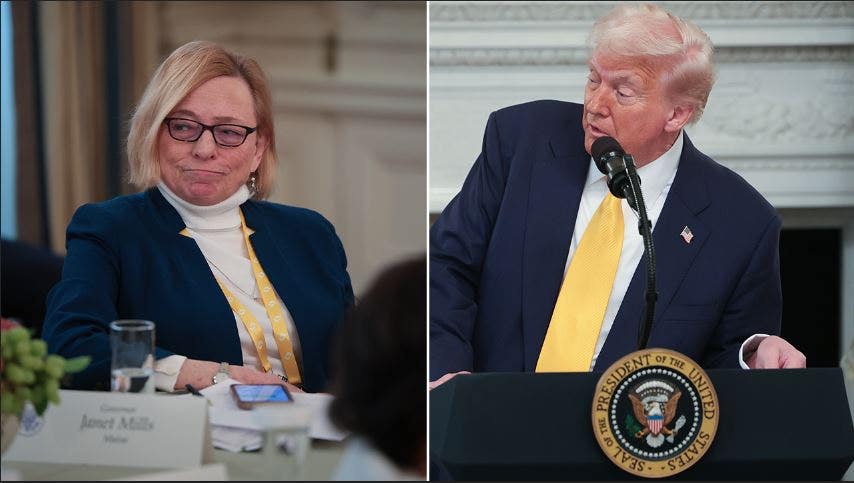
top-left (199, 380), bottom-right (349, 453)
top-left (209, 426), bottom-right (263, 453)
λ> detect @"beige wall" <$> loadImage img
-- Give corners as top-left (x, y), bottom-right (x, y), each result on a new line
top-left (134, 1), bottom-right (426, 295)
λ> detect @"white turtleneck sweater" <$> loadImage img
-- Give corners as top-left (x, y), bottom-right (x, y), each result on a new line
top-left (153, 183), bottom-right (304, 392)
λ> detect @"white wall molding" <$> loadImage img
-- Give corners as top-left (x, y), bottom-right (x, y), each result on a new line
top-left (272, 77), bottom-right (425, 120)
top-left (431, 47), bottom-right (588, 66)
top-left (431, 1), bottom-right (854, 23)
top-left (430, 1), bottom-right (854, 68)
top-left (431, 45), bottom-right (854, 66)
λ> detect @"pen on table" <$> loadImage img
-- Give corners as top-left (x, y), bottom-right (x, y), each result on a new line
top-left (185, 383), bottom-right (203, 397)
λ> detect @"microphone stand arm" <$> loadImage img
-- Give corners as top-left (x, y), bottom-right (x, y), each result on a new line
top-left (621, 155), bottom-right (658, 350)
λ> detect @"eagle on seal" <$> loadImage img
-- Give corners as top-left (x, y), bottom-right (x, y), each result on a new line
top-left (628, 379), bottom-right (682, 448)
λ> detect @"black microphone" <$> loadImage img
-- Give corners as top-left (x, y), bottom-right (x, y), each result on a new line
top-left (590, 136), bottom-right (658, 350)
top-left (591, 136), bottom-right (633, 205)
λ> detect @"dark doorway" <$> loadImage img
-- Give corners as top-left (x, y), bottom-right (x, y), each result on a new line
top-left (780, 228), bottom-right (841, 367)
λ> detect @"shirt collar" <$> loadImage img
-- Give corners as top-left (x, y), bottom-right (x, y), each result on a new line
top-left (157, 182), bottom-right (250, 231)
top-left (585, 130), bottom-right (684, 207)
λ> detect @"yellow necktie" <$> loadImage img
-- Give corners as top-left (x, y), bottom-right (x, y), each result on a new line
top-left (536, 192), bottom-right (624, 372)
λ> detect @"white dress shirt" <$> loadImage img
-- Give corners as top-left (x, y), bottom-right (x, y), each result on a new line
top-left (564, 132), bottom-right (762, 369)
top-left (153, 183), bottom-right (303, 391)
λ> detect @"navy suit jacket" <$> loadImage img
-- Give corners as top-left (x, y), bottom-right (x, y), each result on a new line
top-left (430, 100), bottom-right (782, 380)
top-left (44, 188), bottom-right (354, 392)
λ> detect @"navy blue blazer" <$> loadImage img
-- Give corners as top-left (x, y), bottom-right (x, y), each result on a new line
top-left (430, 100), bottom-right (782, 380)
top-left (43, 188), bottom-right (354, 392)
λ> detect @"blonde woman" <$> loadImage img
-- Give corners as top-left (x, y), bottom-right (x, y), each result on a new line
top-left (44, 41), bottom-right (353, 393)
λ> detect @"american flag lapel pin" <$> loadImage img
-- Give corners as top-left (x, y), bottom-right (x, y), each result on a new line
top-left (680, 226), bottom-right (694, 244)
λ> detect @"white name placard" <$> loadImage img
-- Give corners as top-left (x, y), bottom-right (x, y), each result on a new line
top-left (4, 390), bottom-right (208, 469)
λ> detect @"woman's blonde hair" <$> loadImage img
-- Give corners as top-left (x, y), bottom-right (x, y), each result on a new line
top-left (589, 3), bottom-right (716, 124)
top-left (127, 41), bottom-right (277, 198)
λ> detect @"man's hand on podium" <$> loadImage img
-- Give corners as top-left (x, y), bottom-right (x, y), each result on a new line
top-left (746, 335), bottom-right (807, 369)
top-left (428, 336), bottom-right (807, 390)
top-left (429, 371), bottom-right (470, 390)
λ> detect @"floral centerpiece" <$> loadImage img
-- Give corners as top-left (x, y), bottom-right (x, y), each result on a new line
top-left (1, 318), bottom-right (89, 453)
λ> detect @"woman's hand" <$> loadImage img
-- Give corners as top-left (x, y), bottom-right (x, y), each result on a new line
top-left (174, 359), bottom-right (220, 390)
top-left (174, 359), bottom-right (303, 393)
top-left (228, 366), bottom-right (304, 393)
top-left (227, 365), bottom-right (283, 384)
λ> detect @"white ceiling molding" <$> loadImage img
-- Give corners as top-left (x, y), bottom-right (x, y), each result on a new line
top-left (430, 1), bottom-right (854, 23)
top-left (431, 45), bottom-right (854, 66)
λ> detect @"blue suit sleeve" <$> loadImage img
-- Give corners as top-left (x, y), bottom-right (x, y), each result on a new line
top-left (42, 204), bottom-right (174, 390)
top-left (701, 213), bottom-right (782, 368)
top-left (324, 216), bottom-right (355, 310)
top-left (429, 112), bottom-right (510, 380)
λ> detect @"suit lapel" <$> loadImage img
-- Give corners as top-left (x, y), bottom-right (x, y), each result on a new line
top-left (521, 134), bottom-right (589, 370)
top-left (145, 189), bottom-right (244, 363)
top-left (148, 189), bottom-right (232, 303)
top-left (595, 135), bottom-right (711, 370)
top-left (240, 202), bottom-right (309, 346)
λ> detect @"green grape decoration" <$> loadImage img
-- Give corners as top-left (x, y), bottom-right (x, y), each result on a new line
top-left (1, 322), bottom-right (90, 416)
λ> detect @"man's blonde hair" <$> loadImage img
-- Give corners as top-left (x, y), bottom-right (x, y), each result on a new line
top-left (589, 3), bottom-right (716, 124)
top-left (127, 41), bottom-right (277, 198)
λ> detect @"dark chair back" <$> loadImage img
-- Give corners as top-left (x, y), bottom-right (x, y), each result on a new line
top-left (1, 238), bottom-right (64, 337)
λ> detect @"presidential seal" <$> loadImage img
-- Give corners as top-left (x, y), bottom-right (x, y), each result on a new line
top-left (591, 349), bottom-right (718, 478)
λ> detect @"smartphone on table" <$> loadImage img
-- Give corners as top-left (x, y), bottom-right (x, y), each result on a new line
top-left (230, 384), bottom-right (293, 410)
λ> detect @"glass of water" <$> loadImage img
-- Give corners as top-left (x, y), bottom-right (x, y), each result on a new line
top-left (110, 320), bottom-right (155, 393)
top-left (254, 405), bottom-right (313, 480)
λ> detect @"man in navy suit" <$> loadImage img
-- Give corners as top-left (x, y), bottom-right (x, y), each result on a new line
top-left (430, 3), bottom-right (805, 385)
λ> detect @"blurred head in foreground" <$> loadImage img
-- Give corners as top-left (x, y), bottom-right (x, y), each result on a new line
top-left (329, 256), bottom-right (426, 479)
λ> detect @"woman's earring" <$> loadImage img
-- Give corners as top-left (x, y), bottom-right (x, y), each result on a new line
top-left (248, 173), bottom-right (257, 193)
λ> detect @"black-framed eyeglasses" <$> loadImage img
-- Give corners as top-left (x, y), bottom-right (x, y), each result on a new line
top-left (163, 117), bottom-right (257, 147)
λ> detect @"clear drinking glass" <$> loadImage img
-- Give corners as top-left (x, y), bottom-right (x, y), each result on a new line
top-left (109, 320), bottom-right (155, 394)
top-left (253, 405), bottom-right (313, 480)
